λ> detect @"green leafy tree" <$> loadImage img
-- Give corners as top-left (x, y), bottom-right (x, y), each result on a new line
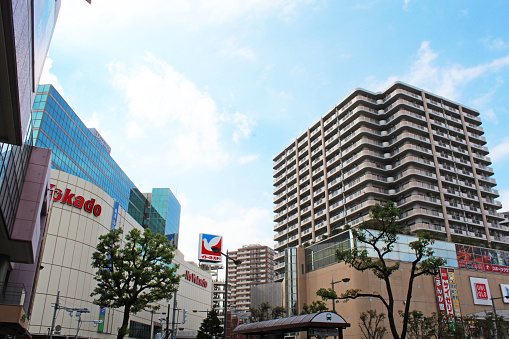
top-left (359, 310), bottom-right (387, 339)
top-left (316, 202), bottom-right (446, 339)
top-left (300, 300), bottom-right (329, 315)
top-left (197, 309), bottom-right (223, 339)
top-left (249, 302), bottom-right (287, 321)
top-left (464, 311), bottom-right (507, 339)
top-left (271, 306), bottom-right (286, 319)
top-left (90, 228), bottom-right (180, 339)
top-left (249, 302), bottom-right (272, 321)
top-left (403, 310), bottom-right (468, 339)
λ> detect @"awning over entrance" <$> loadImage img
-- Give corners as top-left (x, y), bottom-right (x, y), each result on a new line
top-left (233, 312), bottom-right (350, 336)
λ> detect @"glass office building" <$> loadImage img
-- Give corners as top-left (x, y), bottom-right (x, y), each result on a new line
top-left (144, 188), bottom-right (181, 245)
top-left (31, 84), bottom-right (179, 235)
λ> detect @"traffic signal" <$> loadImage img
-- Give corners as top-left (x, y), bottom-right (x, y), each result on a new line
top-left (182, 309), bottom-right (188, 324)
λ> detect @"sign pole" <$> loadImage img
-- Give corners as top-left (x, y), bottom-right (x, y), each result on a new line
top-left (49, 291), bottom-right (60, 339)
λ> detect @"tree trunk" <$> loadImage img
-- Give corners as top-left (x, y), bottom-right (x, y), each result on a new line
top-left (384, 277), bottom-right (400, 339)
top-left (118, 304), bottom-right (132, 339)
top-left (400, 269), bottom-right (417, 339)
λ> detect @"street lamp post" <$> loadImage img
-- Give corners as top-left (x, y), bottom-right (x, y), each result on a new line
top-left (330, 278), bottom-right (350, 313)
top-left (149, 310), bottom-right (166, 339)
top-left (489, 295), bottom-right (509, 339)
top-left (211, 246), bottom-right (241, 339)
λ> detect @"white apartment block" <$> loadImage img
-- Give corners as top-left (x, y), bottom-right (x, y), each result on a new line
top-left (273, 82), bottom-right (505, 281)
top-left (227, 245), bottom-right (275, 312)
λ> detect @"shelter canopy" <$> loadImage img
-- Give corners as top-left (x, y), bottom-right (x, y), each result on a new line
top-left (233, 312), bottom-right (350, 335)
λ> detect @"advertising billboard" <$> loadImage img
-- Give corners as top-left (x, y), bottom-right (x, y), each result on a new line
top-left (455, 244), bottom-right (509, 274)
top-left (470, 277), bottom-right (492, 306)
top-left (198, 233), bottom-right (222, 263)
top-left (433, 276), bottom-right (446, 313)
top-left (500, 284), bottom-right (509, 304)
top-left (440, 268), bottom-right (454, 316)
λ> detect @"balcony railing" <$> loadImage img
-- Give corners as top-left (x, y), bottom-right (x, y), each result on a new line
top-left (0, 282), bottom-right (26, 306)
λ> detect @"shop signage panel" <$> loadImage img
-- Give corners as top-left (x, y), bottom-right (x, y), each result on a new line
top-left (447, 270), bottom-right (462, 318)
top-left (470, 277), bottom-right (492, 306)
top-left (50, 184), bottom-right (102, 216)
top-left (455, 244), bottom-right (509, 274)
top-left (440, 268), bottom-right (454, 316)
top-left (111, 201), bottom-right (119, 229)
top-left (185, 270), bottom-right (208, 288)
top-left (198, 233), bottom-right (222, 262)
top-left (434, 276), bottom-right (446, 313)
top-left (500, 284), bottom-right (509, 304)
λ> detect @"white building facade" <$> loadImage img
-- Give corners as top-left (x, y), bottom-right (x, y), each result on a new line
top-left (28, 170), bottom-right (212, 339)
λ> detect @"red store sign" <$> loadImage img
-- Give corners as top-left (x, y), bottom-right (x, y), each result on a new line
top-left (50, 184), bottom-right (102, 217)
top-left (185, 270), bottom-right (208, 288)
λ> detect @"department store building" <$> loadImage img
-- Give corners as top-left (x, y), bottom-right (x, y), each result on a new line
top-left (27, 170), bottom-right (212, 339)
top-left (23, 84), bottom-right (213, 338)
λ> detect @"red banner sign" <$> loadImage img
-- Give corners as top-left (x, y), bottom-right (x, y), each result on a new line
top-left (434, 276), bottom-right (446, 313)
top-left (440, 268), bottom-right (454, 316)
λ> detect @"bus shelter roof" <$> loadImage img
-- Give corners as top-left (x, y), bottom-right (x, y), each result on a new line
top-left (233, 312), bottom-right (350, 335)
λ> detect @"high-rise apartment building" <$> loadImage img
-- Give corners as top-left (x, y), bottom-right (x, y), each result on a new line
top-left (273, 82), bottom-right (504, 281)
top-left (227, 244), bottom-right (275, 312)
top-left (31, 85), bottom-right (178, 236)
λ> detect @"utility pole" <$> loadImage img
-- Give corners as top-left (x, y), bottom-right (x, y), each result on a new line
top-left (49, 291), bottom-right (60, 339)
top-left (166, 303), bottom-right (170, 339)
top-left (171, 294), bottom-right (178, 339)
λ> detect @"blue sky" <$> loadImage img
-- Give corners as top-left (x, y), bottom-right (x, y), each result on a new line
top-left (42, 0), bottom-right (509, 261)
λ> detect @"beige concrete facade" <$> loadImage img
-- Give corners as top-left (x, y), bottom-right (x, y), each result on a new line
top-left (28, 170), bottom-right (212, 339)
top-left (298, 254), bottom-right (509, 338)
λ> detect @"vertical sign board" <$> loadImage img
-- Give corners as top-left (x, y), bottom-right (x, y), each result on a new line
top-left (198, 234), bottom-right (222, 263)
top-left (500, 284), bottom-right (509, 304)
top-left (470, 277), bottom-right (492, 306)
top-left (97, 307), bottom-right (106, 332)
top-left (111, 201), bottom-right (119, 230)
top-left (434, 276), bottom-right (446, 313)
top-left (440, 268), bottom-right (454, 316)
top-left (447, 271), bottom-right (462, 318)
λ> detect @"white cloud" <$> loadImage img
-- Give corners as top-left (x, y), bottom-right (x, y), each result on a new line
top-left (239, 154), bottom-right (260, 164)
top-left (499, 189), bottom-right (509, 212)
top-left (40, 57), bottom-right (65, 94)
top-left (471, 79), bottom-right (503, 123)
top-left (84, 111), bottom-right (100, 129)
top-left (220, 40), bottom-right (257, 62)
top-left (178, 200), bottom-right (273, 263)
top-left (125, 121), bottom-right (144, 139)
top-left (229, 112), bottom-right (256, 143)
top-left (109, 53), bottom-right (231, 171)
top-left (108, 54), bottom-right (256, 173)
top-left (56, 0), bottom-right (311, 36)
top-left (403, 0), bottom-right (410, 11)
top-left (459, 8), bottom-right (469, 17)
top-left (481, 37), bottom-right (507, 50)
top-left (364, 41), bottom-right (509, 100)
top-left (490, 137), bottom-right (509, 163)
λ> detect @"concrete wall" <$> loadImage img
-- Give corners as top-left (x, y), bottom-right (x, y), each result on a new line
top-left (301, 261), bottom-right (509, 338)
